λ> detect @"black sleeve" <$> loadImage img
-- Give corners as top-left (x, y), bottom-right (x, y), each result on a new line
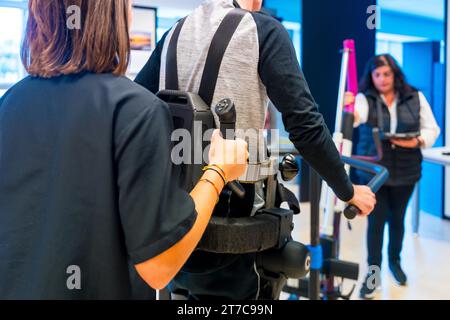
top-left (115, 97), bottom-right (197, 264)
top-left (254, 14), bottom-right (354, 202)
top-left (134, 31), bottom-right (170, 94)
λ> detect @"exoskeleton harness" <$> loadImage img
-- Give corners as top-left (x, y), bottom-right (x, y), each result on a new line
top-left (156, 9), bottom-right (311, 299)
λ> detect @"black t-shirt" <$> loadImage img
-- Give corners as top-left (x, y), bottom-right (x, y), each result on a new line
top-left (0, 73), bottom-right (197, 299)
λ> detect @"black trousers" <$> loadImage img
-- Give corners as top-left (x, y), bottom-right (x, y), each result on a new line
top-left (367, 185), bottom-right (415, 267)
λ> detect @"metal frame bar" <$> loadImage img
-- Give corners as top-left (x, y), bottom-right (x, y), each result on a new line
top-left (309, 168), bottom-right (321, 301)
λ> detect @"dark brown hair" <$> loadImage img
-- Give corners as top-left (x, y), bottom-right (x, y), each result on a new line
top-left (359, 54), bottom-right (416, 97)
top-left (22, 0), bottom-right (131, 78)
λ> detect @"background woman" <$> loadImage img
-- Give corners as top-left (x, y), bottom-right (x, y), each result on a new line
top-left (346, 54), bottom-right (440, 299)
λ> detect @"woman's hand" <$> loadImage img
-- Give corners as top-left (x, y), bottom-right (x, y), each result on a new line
top-left (344, 92), bottom-right (355, 106)
top-left (390, 137), bottom-right (422, 149)
top-left (345, 91), bottom-right (361, 124)
top-left (209, 129), bottom-right (249, 182)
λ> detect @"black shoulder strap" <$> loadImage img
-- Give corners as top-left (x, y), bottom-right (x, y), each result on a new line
top-left (276, 183), bottom-right (301, 215)
top-left (198, 9), bottom-right (246, 106)
top-left (165, 17), bottom-right (187, 90)
top-left (165, 9), bottom-right (247, 104)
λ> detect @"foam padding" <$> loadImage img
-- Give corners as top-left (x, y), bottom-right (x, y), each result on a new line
top-left (197, 214), bottom-right (280, 254)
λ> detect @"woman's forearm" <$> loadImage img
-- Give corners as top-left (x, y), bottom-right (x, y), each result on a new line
top-left (135, 170), bottom-right (224, 290)
top-left (190, 170), bottom-right (225, 223)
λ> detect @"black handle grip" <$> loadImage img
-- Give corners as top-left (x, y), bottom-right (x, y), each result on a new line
top-left (228, 181), bottom-right (246, 199)
top-left (343, 205), bottom-right (361, 220)
top-left (215, 98), bottom-right (236, 125)
top-left (214, 99), bottom-right (246, 199)
top-left (341, 156), bottom-right (389, 220)
top-left (219, 123), bottom-right (235, 140)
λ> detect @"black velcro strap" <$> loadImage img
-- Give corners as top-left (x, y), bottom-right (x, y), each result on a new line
top-left (277, 183), bottom-right (301, 215)
top-left (165, 17), bottom-right (187, 90)
top-left (198, 9), bottom-right (247, 106)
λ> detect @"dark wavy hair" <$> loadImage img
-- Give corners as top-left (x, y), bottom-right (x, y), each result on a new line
top-left (359, 54), bottom-right (416, 97)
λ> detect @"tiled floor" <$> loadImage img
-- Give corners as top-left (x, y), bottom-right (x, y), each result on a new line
top-left (283, 185), bottom-right (450, 300)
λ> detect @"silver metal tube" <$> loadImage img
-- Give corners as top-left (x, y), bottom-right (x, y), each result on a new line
top-left (334, 48), bottom-right (350, 133)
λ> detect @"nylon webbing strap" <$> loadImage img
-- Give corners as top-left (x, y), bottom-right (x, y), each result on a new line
top-left (165, 17), bottom-right (187, 90)
top-left (165, 9), bottom-right (247, 103)
top-left (198, 9), bottom-right (246, 106)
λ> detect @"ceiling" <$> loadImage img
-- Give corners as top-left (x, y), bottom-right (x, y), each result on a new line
top-left (134, 0), bottom-right (203, 10)
top-left (134, 0), bottom-right (203, 17)
top-left (378, 0), bottom-right (445, 21)
top-left (136, 0), bottom-right (446, 21)
top-left (6, 0), bottom-right (447, 20)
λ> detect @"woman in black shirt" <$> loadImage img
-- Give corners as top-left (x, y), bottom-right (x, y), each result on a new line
top-left (0, 0), bottom-right (248, 299)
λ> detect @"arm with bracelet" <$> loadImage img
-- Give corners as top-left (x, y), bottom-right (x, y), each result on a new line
top-left (135, 130), bottom-right (248, 289)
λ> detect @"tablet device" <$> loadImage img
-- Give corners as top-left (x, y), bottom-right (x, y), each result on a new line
top-left (382, 132), bottom-right (420, 140)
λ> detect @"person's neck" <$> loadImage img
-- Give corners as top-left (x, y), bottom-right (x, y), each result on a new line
top-left (236, 0), bottom-right (252, 10)
top-left (381, 90), bottom-right (396, 107)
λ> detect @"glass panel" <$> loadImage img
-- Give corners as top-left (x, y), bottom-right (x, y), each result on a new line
top-left (0, 7), bottom-right (24, 87)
